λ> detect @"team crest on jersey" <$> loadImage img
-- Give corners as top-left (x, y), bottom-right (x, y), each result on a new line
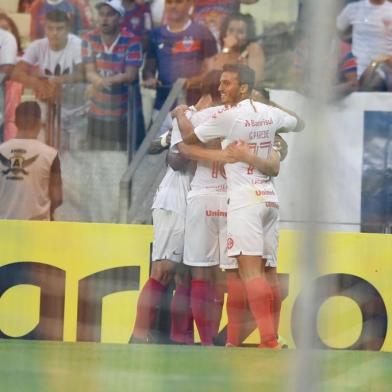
top-left (130, 17), bottom-right (141, 29)
top-left (172, 37), bottom-right (201, 53)
top-left (0, 150), bottom-right (38, 180)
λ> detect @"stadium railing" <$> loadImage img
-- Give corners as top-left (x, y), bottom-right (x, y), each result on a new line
top-left (117, 78), bottom-right (187, 223)
top-left (42, 82), bottom-right (142, 155)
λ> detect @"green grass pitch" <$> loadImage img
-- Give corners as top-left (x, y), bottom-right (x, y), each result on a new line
top-left (1, 339), bottom-right (392, 392)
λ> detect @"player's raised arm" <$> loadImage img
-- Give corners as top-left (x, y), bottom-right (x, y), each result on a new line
top-left (172, 107), bottom-right (201, 145)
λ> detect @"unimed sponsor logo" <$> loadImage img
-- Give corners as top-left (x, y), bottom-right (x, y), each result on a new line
top-left (205, 209), bottom-right (227, 217)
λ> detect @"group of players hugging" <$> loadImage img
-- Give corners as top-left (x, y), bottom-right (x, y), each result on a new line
top-left (131, 63), bottom-right (304, 349)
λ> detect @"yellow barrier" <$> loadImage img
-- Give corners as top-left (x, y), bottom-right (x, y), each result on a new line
top-left (0, 220), bottom-right (391, 350)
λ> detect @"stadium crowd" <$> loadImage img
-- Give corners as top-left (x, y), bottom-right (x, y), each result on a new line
top-left (0, 0), bottom-right (391, 152)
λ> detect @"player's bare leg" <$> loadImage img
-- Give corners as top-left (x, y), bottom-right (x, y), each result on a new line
top-left (237, 254), bottom-right (278, 348)
top-left (131, 259), bottom-right (176, 342)
top-left (171, 265), bottom-right (194, 344)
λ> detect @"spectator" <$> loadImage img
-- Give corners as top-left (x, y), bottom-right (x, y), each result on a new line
top-left (293, 19), bottom-right (358, 98)
top-left (333, 39), bottom-right (358, 97)
top-left (0, 101), bottom-right (63, 220)
top-left (143, 0), bottom-right (217, 116)
top-left (12, 10), bottom-right (84, 103)
top-left (336, 0), bottom-right (392, 77)
top-left (82, 0), bottom-right (143, 150)
top-left (121, 0), bottom-right (152, 49)
top-left (0, 13), bottom-right (23, 55)
top-left (69, 0), bottom-right (94, 31)
top-left (203, 12), bottom-right (265, 87)
top-left (0, 13), bottom-right (24, 141)
top-left (19, 0), bottom-right (35, 13)
top-left (193, 0), bottom-right (239, 43)
top-left (0, 25), bottom-right (17, 142)
top-left (29, 0), bottom-right (83, 40)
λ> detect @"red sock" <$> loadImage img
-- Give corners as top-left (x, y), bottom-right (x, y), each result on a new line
top-left (244, 276), bottom-right (277, 345)
top-left (132, 278), bottom-right (166, 340)
top-left (170, 283), bottom-right (194, 344)
top-left (269, 281), bottom-right (282, 338)
top-left (191, 279), bottom-right (214, 345)
top-left (211, 283), bottom-right (225, 338)
top-left (226, 274), bottom-right (247, 346)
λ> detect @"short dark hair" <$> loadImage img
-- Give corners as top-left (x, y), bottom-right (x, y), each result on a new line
top-left (220, 13), bottom-right (256, 51)
top-left (45, 10), bottom-right (70, 25)
top-left (222, 63), bottom-right (255, 92)
top-left (15, 101), bottom-right (41, 130)
top-left (200, 70), bottom-right (222, 101)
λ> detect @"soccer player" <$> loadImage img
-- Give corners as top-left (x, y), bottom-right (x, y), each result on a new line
top-left (175, 63), bottom-right (304, 348)
top-left (131, 122), bottom-right (195, 344)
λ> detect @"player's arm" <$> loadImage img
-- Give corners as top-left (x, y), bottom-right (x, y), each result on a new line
top-left (49, 154), bottom-right (63, 220)
top-left (224, 140), bottom-right (281, 177)
top-left (173, 109), bottom-right (201, 145)
top-left (177, 140), bottom-right (228, 163)
top-left (166, 150), bottom-right (190, 171)
top-left (174, 106), bottom-right (230, 145)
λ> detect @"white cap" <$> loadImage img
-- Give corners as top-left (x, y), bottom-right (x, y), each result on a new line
top-left (96, 0), bottom-right (125, 17)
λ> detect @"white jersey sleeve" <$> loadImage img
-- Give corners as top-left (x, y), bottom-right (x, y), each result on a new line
top-left (272, 107), bottom-right (298, 133)
top-left (22, 40), bottom-right (40, 66)
top-left (194, 106), bottom-right (235, 143)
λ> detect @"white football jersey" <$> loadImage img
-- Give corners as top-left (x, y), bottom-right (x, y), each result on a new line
top-left (173, 105), bottom-right (228, 198)
top-left (0, 138), bottom-right (58, 220)
top-left (152, 109), bottom-right (196, 216)
top-left (194, 99), bottom-right (297, 211)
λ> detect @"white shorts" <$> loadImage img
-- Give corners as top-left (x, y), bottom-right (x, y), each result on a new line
top-left (226, 202), bottom-right (279, 268)
top-left (183, 194), bottom-right (236, 269)
top-left (152, 208), bottom-right (185, 263)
